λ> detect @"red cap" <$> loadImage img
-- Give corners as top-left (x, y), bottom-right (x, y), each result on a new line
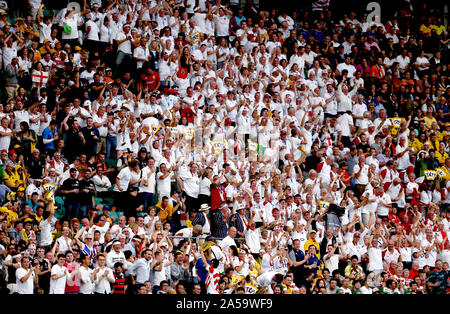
top-left (8, 149), bottom-right (16, 155)
top-left (354, 232), bottom-right (361, 238)
top-left (1, 149), bottom-right (7, 154)
top-left (225, 118), bottom-right (232, 126)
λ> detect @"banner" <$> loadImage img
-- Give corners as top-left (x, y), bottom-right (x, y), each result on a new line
top-left (210, 140), bottom-right (227, 155)
top-left (151, 124), bottom-right (161, 134)
top-left (166, 126), bottom-right (179, 134)
top-left (248, 139), bottom-right (258, 151)
top-left (319, 201), bottom-right (330, 211)
top-left (436, 167), bottom-right (450, 180)
top-left (43, 183), bottom-right (57, 202)
top-left (183, 128), bottom-right (194, 140)
top-left (424, 170), bottom-right (437, 181)
top-left (189, 32), bottom-right (200, 44)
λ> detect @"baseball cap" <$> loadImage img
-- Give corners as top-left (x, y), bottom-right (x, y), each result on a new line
top-left (354, 232), bottom-right (361, 237)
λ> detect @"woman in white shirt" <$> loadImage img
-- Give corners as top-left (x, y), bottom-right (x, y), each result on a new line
top-left (216, 38), bottom-right (229, 69)
top-left (52, 226), bottom-right (73, 254)
top-left (198, 167), bottom-right (213, 206)
top-left (18, 48), bottom-right (32, 75)
top-left (60, 9), bottom-right (81, 44)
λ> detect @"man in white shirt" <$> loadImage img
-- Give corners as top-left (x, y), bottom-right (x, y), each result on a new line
top-left (214, 8), bottom-right (231, 38)
top-left (133, 37), bottom-right (150, 69)
top-left (115, 24), bottom-right (133, 74)
top-left (106, 241), bottom-right (126, 269)
top-left (84, 13), bottom-right (100, 52)
top-left (39, 201), bottom-right (55, 247)
top-left (245, 209), bottom-right (266, 256)
top-left (16, 256), bottom-right (37, 294)
top-left (50, 253), bottom-right (69, 294)
top-left (178, 162), bottom-right (200, 214)
top-left (93, 254), bottom-right (115, 293)
top-left (337, 56), bottom-right (357, 78)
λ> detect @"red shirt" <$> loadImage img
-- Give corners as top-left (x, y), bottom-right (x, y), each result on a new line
top-left (210, 183), bottom-right (228, 211)
top-left (337, 169), bottom-right (351, 185)
top-left (140, 71), bottom-right (160, 91)
top-left (408, 268), bottom-right (419, 280)
top-left (180, 107), bottom-right (196, 123)
top-left (64, 262), bottom-right (80, 293)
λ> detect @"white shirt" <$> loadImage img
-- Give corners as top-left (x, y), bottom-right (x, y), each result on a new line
top-left (367, 247), bottom-right (383, 271)
top-left (0, 125), bottom-right (11, 151)
top-left (94, 267), bottom-right (114, 294)
top-left (79, 266), bottom-right (94, 294)
top-left (50, 264), bottom-right (67, 294)
top-left (61, 14), bottom-right (80, 40)
top-left (139, 166), bottom-right (156, 194)
top-left (215, 14), bottom-right (230, 36)
top-left (116, 31), bottom-right (132, 54)
top-left (86, 20), bottom-right (100, 41)
top-left (156, 171), bottom-right (172, 196)
top-left (245, 227), bottom-right (262, 254)
top-left (133, 45), bottom-right (150, 69)
top-left (16, 267), bottom-right (35, 294)
top-left (39, 219), bottom-right (53, 246)
top-left (353, 164), bottom-right (370, 185)
top-left (377, 193), bottom-right (391, 216)
top-left (113, 167), bottom-right (132, 192)
top-left (180, 170), bottom-right (200, 198)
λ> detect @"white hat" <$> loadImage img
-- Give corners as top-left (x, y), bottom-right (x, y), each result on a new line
top-left (83, 100), bottom-right (91, 107)
top-left (199, 204), bottom-right (210, 212)
top-left (237, 203), bottom-right (246, 210)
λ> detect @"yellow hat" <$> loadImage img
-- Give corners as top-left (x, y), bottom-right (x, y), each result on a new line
top-left (201, 241), bottom-right (214, 251)
top-left (74, 46), bottom-right (82, 51)
top-left (17, 186), bottom-right (25, 192)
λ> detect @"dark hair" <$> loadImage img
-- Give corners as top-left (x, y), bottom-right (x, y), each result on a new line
top-left (124, 250), bottom-right (133, 259)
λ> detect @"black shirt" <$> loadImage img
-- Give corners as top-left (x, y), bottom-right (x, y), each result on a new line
top-left (26, 157), bottom-right (44, 179)
top-left (79, 179), bottom-right (96, 205)
top-left (60, 178), bottom-right (80, 202)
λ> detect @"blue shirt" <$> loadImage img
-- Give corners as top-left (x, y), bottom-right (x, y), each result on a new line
top-left (42, 127), bottom-right (55, 150)
top-left (25, 199), bottom-right (38, 212)
top-left (306, 255), bottom-right (320, 278)
top-left (195, 258), bottom-right (210, 282)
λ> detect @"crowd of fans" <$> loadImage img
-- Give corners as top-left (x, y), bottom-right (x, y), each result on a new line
top-left (0, 0), bottom-right (449, 295)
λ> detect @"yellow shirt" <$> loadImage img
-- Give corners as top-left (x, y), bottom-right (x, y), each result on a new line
top-left (408, 138), bottom-right (423, 153)
top-left (419, 24), bottom-right (432, 36)
top-left (423, 116), bottom-right (437, 129)
top-left (426, 139), bottom-right (440, 151)
top-left (436, 151), bottom-right (449, 164)
top-left (304, 238), bottom-right (321, 259)
top-left (0, 208), bottom-right (18, 227)
top-left (430, 24), bottom-right (446, 35)
top-left (155, 202), bottom-right (174, 223)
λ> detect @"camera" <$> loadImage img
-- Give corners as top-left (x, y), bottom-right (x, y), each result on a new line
top-left (327, 203), bottom-right (345, 216)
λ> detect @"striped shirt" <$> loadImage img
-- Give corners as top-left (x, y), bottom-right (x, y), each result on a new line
top-left (205, 265), bottom-right (220, 294)
top-left (112, 272), bottom-right (126, 294)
